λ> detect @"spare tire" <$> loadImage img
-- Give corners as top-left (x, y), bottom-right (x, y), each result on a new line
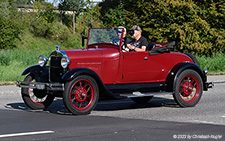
top-left (184, 52), bottom-right (200, 67)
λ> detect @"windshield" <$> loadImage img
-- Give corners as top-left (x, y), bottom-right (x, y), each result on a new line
top-left (87, 28), bottom-right (122, 46)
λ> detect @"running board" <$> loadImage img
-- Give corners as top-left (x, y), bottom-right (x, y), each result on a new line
top-left (120, 92), bottom-right (173, 98)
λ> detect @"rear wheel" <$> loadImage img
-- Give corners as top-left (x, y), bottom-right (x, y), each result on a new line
top-left (131, 96), bottom-right (153, 103)
top-left (63, 75), bottom-right (99, 115)
top-left (21, 75), bottom-right (54, 110)
top-left (173, 69), bottom-right (203, 107)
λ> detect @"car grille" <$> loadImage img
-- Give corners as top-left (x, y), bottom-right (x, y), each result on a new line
top-left (49, 56), bottom-right (64, 82)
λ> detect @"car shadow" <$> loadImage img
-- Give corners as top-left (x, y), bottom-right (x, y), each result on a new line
top-left (94, 97), bottom-right (180, 111)
top-left (4, 97), bottom-right (180, 115)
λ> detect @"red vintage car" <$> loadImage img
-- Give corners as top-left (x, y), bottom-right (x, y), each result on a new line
top-left (17, 27), bottom-right (212, 115)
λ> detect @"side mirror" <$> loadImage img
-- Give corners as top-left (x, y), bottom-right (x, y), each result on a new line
top-left (82, 36), bottom-right (87, 47)
top-left (81, 29), bottom-right (87, 47)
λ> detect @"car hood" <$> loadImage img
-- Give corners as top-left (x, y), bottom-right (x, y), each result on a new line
top-left (63, 48), bottom-right (119, 69)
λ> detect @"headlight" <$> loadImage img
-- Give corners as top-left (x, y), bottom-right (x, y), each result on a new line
top-left (38, 55), bottom-right (48, 67)
top-left (61, 56), bottom-right (70, 68)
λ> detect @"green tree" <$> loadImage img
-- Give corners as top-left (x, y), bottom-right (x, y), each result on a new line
top-left (99, 0), bottom-right (126, 27)
top-left (100, 0), bottom-right (225, 56)
top-left (59, 0), bottom-right (86, 34)
top-left (0, 0), bottom-right (10, 19)
top-left (30, 1), bottom-right (56, 38)
top-left (0, 0), bottom-right (23, 49)
top-left (103, 2), bottom-right (126, 27)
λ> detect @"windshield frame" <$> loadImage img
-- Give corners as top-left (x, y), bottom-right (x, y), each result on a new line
top-left (87, 28), bottom-right (124, 51)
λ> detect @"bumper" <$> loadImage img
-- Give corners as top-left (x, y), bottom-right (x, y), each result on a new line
top-left (16, 80), bottom-right (64, 91)
top-left (206, 81), bottom-right (214, 89)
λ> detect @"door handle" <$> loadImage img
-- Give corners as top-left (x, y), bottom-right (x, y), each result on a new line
top-left (144, 57), bottom-right (148, 60)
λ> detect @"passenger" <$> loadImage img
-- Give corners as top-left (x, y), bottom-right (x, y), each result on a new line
top-left (127, 25), bottom-right (148, 52)
top-left (113, 26), bottom-right (131, 52)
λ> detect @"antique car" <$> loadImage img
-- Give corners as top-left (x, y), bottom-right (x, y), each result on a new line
top-left (17, 27), bottom-right (213, 115)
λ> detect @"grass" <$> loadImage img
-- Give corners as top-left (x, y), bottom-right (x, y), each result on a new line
top-left (197, 54), bottom-right (225, 74)
top-left (0, 31), bottom-right (78, 84)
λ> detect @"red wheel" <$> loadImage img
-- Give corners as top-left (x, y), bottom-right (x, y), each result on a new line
top-left (173, 69), bottom-right (203, 107)
top-left (21, 75), bottom-right (54, 110)
top-left (63, 75), bottom-right (99, 115)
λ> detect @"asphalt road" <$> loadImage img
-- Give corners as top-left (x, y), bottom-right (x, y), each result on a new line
top-left (0, 75), bottom-right (225, 141)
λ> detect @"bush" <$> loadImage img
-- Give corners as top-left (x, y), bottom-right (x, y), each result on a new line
top-left (0, 17), bottom-right (22, 49)
top-left (50, 22), bottom-right (71, 41)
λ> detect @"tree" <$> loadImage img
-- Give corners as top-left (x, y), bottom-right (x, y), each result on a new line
top-left (30, 1), bottom-right (57, 38)
top-left (99, 0), bottom-right (126, 27)
top-left (100, 0), bottom-right (225, 56)
top-left (0, 0), bottom-right (10, 19)
top-left (59, 0), bottom-right (86, 34)
top-left (0, 0), bottom-right (23, 49)
top-left (103, 2), bottom-right (126, 27)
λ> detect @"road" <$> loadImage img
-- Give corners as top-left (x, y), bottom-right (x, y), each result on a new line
top-left (0, 75), bottom-right (225, 140)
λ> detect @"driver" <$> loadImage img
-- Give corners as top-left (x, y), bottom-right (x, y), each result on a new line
top-left (127, 25), bottom-right (148, 52)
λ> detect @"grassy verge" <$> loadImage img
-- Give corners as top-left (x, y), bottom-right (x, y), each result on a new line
top-left (197, 54), bottom-right (225, 75)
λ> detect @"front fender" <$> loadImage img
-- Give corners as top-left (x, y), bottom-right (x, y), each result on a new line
top-left (22, 65), bottom-right (49, 82)
top-left (165, 62), bottom-right (207, 92)
top-left (62, 68), bottom-right (101, 81)
top-left (62, 68), bottom-right (115, 99)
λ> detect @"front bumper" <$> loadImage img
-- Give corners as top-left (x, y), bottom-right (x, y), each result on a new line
top-left (16, 80), bottom-right (64, 91)
top-left (206, 81), bottom-right (214, 89)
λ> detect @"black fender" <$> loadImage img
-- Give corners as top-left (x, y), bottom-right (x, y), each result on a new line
top-left (21, 65), bottom-right (49, 82)
top-left (165, 62), bottom-right (207, 92)
top-left (62, 68), bottom-right (115, 98)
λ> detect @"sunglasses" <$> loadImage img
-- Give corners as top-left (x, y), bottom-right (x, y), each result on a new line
top-left (117, 29), bottom-right (123, 33)
top-left (128, 30), bottom-right (135, 36)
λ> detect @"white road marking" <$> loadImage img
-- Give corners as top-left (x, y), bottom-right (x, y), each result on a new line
top-left (0, 130), bottom-right (54, 138)
top-left (193, 120), bottom-right (216, 124)
top-left (221, 116), bottom-right (225, 118)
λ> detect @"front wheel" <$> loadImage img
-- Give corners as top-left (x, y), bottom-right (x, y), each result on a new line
top-left (63, 75), bottom-right (99, 115)
top-left (173, 69), bottom-right (203, 107)
top-left (21, 75), bottom-right (54, 110)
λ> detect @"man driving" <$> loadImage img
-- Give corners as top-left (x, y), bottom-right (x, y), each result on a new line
top-left (127, 25), bottom-right (148, 52)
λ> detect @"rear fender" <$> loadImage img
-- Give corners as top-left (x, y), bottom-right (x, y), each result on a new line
top-left (165, 62), bottom-right (207, 92)
top-left (62, 68), bottom-right (114, 98)
top-left (22, 65), bottom-right (49, 82)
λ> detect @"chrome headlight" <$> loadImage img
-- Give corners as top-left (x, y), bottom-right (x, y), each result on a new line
top-left (61, 56), bottom-right (70, 68)
top-left (38, 55), bottom-right (48, 67)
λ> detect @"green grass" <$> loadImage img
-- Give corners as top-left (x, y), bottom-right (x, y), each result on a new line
top-left (0, 48), bottom-right (52, 83)
top-left (197, 54), bottom-right (225, 74)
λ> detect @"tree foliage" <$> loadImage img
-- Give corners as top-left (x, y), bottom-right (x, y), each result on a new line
top-left (59, 0), bottom-right (86, 34)
top-left (0, 0), bottom-right (23, 49)
top-left (30, 1), bottom-right (57, 38)
top-left (99, 0), bottom-right (225, 56)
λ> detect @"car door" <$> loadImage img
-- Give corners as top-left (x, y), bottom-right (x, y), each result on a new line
top-left (119, 51), bottom-right (168, 84)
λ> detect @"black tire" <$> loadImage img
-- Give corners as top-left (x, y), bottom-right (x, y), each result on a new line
top-left (131, 96), bottom-right (153, 103)
top-left (21, 75), bottom-right (54, 110)
top-left (63, 75), bottom-right (99, 115)
top-left (184, 52), bottom-right (200, 66)
top-left (173, 69), bottom-right (203, 107)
